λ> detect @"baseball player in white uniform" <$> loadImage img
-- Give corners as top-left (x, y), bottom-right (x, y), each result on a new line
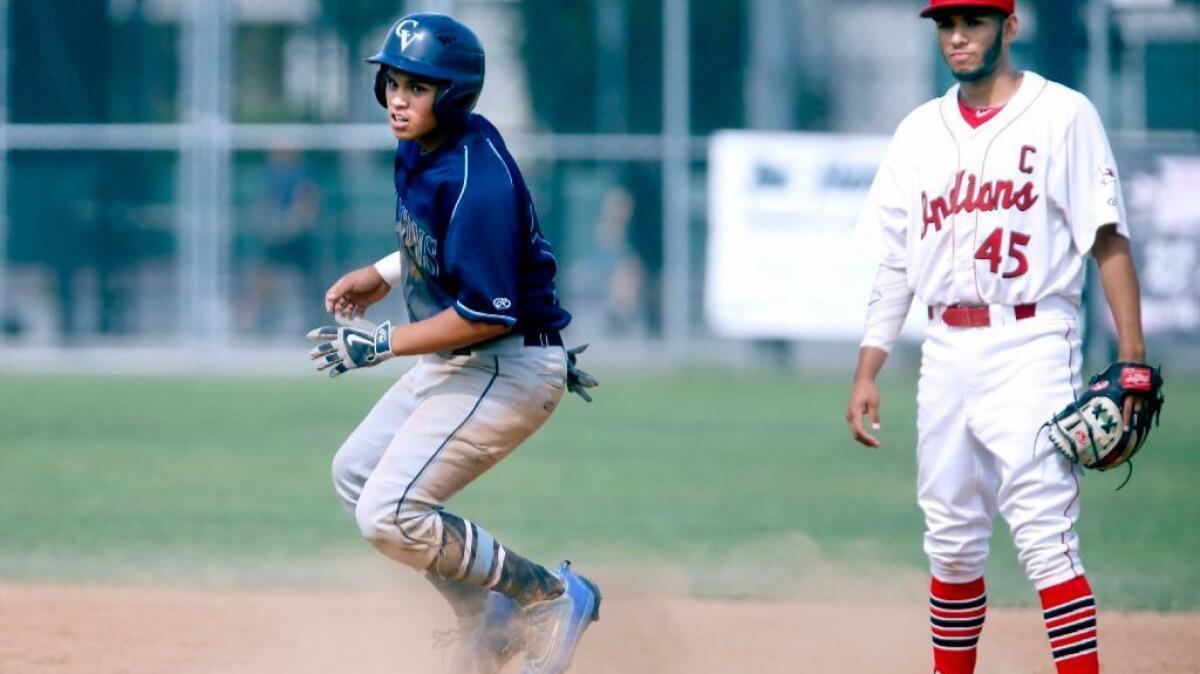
top-left (845, 2), bottom-right (1148, 673)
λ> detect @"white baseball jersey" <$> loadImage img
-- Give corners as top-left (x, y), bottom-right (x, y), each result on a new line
top-left (854, 71), bottom-right (1129, 308)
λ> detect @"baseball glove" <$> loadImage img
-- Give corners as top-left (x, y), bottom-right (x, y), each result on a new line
top-left (1046, 361), bottom-right (1165, 471)
top-left (566, 344), bottom-right (599, 402)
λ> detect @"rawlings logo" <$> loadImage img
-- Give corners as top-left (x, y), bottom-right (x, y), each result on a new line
top-left (492, 297), bottom-right (512, 310)
top-left (1090, 379), bottom-right (1108, 392)
top-left (1121, 367), bottom-right (1152, 391)
top-left (1073, 428), bottom-right (1089, 448)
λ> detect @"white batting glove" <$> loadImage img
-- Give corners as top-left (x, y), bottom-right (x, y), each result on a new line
top-left (307, 319), bottom-right (394, 378)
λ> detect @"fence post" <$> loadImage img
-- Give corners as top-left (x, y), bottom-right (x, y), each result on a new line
top-left (662, 0), bottom-right (691, 346)
top-left (179, 0), bottom-right (233, 356)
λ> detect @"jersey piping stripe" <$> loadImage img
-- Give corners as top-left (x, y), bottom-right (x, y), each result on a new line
top-left (529, 203), bottom-right (559, 263)
top-left (393, 357), bottom-right (501, 522)
top-left (971, 78), bottom-right (1050, 302)
top-left (936, 101), bottom-right (961, 302)
top-left (485, 138), bottom-right (515, 187)
top-left (455, 300), bottom-right (517, 326)
top-left (449, 145), bottom-right (470, 226)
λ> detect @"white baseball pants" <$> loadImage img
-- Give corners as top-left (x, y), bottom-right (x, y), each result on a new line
top-left (917, 304), bottom-right (1086, 590)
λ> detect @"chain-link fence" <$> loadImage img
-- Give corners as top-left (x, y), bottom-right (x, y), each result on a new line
top-left (1, 0), bottom-right (1198, 371)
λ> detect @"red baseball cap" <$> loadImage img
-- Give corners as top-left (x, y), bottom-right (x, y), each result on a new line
top-left (920, 0), bottom-right (1015, 18)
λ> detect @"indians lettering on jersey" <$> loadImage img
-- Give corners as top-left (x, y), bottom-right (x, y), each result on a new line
top-left (853, 72), bottom-right (1130, 310)
top-left (396, 201), bottom-right (439, 279)
top-left (920, 146), bottom-right (1039, 239)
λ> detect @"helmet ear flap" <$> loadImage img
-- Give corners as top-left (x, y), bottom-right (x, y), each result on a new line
top-left (374, 68), bottom-right (388, 108)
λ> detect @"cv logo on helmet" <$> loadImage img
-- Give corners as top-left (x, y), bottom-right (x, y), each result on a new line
top-left (396, 19), bottom-right (420, 51)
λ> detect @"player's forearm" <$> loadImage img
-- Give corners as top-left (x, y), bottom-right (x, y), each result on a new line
top-left (853, 346), bottom-right (890, 383)
top-left (387, 307), bottom-right (511, 356)
top-left (1092, 226), bottom-right (1146, 362)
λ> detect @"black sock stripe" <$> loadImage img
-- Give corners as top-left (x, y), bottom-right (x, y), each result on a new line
top-left (1043, 597), bottom-right (1095, 619)
top-left (930, 594), bottom-right (987, 610)
top-left (1053, 639), bottom-right (1098, 659)
top-left (931, 616), bottom-right (986, 628)
top-left (932, 636), bottom-right (980, 648)
top-left (1047, 617), bottom-right (1096, 639)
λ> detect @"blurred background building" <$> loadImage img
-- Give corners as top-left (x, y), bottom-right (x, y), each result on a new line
top-left (0, 0), bottom-right (1197, 370)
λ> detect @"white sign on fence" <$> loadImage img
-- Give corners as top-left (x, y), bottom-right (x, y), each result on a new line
top-left (705, 130), bottom-right (926, 341)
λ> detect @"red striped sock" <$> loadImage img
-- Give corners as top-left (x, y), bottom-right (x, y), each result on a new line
top-left (930, 576), bottom-right (987, 674)
top-left (1039, 576), bottom-right (1099, 673)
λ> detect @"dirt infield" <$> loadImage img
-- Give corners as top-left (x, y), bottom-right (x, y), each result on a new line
top-left (3, 578), bottom-right (1198, 673)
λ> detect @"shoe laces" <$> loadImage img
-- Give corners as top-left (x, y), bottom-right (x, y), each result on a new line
top-left (432, 627), bottom-right (463, 652)
top-left (522, 592), bottom-right (568, 654)
top-left (431, 613), bottom-right (480, 652)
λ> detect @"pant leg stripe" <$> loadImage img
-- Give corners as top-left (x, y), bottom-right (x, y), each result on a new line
top-left (1059, 323), bottom-right (1082, 578)
top-left (394, 357), bottom-right (501, 521)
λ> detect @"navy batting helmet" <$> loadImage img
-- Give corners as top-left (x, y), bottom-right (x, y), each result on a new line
top-left (367, 14), bottom-right (485, 128)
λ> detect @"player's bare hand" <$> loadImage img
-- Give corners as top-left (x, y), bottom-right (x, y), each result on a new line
top-left (1122, 396), bottom-right (1144, 432)
top-left (1117, 350), bottom-right (1146, 430)
top-left (846, 378), bottom-right (882, 448)
top-left (324, 265), bottom-right (391, 318)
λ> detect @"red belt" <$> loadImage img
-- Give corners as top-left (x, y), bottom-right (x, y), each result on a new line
top-left (928, 303), bottom-right (1037, 328)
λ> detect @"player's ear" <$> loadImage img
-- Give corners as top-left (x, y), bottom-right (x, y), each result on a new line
top-left (1003, 13), bottom-right (1018, 43)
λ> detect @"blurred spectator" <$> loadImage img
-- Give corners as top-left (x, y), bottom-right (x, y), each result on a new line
top-left (237, 146), bottom-right (323, 334)
top-left (581, 184), bottom-right (649, 336)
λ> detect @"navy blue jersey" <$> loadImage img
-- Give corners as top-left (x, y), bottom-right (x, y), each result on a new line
top-left (392, 114), bottom-right (570, 333)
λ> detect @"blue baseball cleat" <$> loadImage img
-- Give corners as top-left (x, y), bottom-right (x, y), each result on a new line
top-left (520, 561), bottom-right (601, 674)
top-left (446, 592), bottom-right (525, 674)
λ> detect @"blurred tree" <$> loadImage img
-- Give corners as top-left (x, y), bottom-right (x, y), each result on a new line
top-left (10, 1), bottom-right (111, 122)
top-left (516, 0), bottom-right (744, 134)
top-left (322, 0), bottom-right (405, 122)
top-left (517, 1), bottom-right (597, 133)
top-left (322, 0), bottom-right (403, 39)
top-left (1030, 0), bottom-right (1086, 90)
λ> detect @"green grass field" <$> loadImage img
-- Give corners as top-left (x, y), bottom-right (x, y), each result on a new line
top-left (2, 370), bottom-right (1197, 611)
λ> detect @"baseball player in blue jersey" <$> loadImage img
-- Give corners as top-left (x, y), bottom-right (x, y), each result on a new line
top-left (306, 14), bottom-right (600, 674)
